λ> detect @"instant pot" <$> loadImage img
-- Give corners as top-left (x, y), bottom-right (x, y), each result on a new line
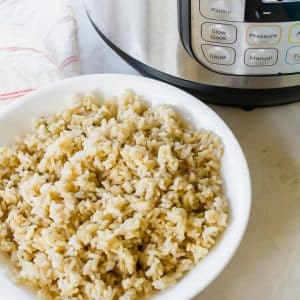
top-left (84, 0), bottom-right (300, 107)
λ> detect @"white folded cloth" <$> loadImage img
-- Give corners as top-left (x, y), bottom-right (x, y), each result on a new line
top-left (0, 0), bottom-right (80, 108)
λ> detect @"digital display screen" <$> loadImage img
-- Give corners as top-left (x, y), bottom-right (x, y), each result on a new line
top-left (246, 0), bottom-right (300, 22)
top-left (262, 0), bottom-right (300, 3)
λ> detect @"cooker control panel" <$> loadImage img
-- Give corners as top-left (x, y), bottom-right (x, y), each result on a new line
top-left (180, 0), bottom-right (300, 75)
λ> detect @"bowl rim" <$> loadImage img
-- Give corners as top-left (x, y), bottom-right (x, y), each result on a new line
top-left (0, 73), bottom-right (252, 300)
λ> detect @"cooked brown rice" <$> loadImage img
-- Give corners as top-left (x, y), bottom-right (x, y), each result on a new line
top-left (0, 91), bottom-right (228, 299)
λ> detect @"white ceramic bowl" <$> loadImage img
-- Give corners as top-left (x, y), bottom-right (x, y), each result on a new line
top-left (0, 74), bottom-right (251, 300)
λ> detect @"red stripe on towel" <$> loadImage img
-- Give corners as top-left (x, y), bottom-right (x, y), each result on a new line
top-left (60, 56), bottom-right (79, 70)
top-left (0, 89), bottom-right (35, 101)
top-left (57, 15), bottom-right (77, 24)
top-left (0, 47), bottom-right (54, 64)
top-left (0, 89), bottom-right (35, 97)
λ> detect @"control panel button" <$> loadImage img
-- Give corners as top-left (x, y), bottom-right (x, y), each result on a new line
top-left (247, 26), bottom-right (280, 45)
top-left (245, 48), bottom-right (278, 67)
top-left (202, 23), bottom-right (237, 44)
top-left (289, 24), bottom-right (300, 44)
top-left (202, 45), bottom-right (236, 65)
top-left (200, 0), bottom-right (245, 22)
top-left (286, 47), bottom-right (300, 64)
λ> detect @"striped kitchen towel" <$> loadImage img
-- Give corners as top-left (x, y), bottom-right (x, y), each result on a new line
top-left (0, 0), bottom-right (80, 108)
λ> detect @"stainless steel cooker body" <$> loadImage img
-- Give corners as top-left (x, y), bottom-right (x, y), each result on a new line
top-left (84, 0), bottom-right (300, 106)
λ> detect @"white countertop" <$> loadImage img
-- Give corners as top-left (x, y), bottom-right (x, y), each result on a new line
top-left (73, 2), bottom-right (300, 299)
